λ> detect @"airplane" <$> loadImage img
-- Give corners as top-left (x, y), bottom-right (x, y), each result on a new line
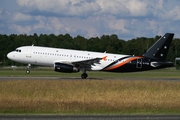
top-left (7, 33), bottom-right (174, 79)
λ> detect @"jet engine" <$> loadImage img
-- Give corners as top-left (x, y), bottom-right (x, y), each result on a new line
top-left (54, 62), bottom-right (79, 73)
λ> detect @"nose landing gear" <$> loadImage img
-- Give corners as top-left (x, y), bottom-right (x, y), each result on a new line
top-left (26, 64), bottom-right (31, 74)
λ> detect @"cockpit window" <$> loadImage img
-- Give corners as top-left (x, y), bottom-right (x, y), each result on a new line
top-left (15, 49), bottom-right (21, 52)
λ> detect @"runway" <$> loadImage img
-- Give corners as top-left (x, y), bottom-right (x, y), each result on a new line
top-left (1, 115), bottom-right (180, 120)
top-left (0, 76), bottom-right (180, 81)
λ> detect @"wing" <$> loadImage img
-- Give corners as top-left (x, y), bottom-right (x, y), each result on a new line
top-left (72, 56), bottom-right (107, 69)
top-left (54, 56), bottom-right (107, 70)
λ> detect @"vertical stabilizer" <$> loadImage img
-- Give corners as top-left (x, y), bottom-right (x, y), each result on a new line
top-left (143, 33), bottom-right (174, 60)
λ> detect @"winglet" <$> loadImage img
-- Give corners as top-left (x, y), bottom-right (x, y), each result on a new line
top-left (102, 56), bottom-right (107, 61)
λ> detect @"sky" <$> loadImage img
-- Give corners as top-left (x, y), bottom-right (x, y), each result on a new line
top-left (0, 0), bottom-right (180, 40)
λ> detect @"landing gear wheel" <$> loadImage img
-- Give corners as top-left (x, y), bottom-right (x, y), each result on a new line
top-left (26, 69), bottom-right (30, 74)
top-left (81, 73), bottom-right (88, 79)
top-left (26, 64), bottom-right (31, 74)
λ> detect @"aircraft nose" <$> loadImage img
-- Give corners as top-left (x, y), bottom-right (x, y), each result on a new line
top-left (7, 52), bottom-right (14, 60)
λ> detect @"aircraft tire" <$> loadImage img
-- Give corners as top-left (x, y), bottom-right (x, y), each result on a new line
top-left (26, 70), bottom-right (30, 74)
top-left (81, 73), bottom-right (88, 79)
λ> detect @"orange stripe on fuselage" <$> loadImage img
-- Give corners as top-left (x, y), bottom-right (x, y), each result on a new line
top-left (102, 56), bottom-right (107, 61)
top-left (105, 56), bottom-right (143, 71)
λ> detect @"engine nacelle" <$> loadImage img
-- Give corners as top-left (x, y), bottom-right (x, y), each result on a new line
top-left (54, 62), bottom-right (79, 73)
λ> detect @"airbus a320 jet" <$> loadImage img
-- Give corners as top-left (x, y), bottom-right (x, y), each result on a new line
top-left (7, 33), bottom-right (174, 79)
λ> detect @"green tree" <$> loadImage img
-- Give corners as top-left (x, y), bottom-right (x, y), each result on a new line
top-left (73, 35), bottom-right (87, 50)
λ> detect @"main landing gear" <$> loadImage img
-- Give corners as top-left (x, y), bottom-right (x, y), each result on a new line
top-left (81, 69), bottom-right (88, 79)
top-left (26, 64), bottom-right (31, 74)
top-left (81, 73), bottom-right (88, 79)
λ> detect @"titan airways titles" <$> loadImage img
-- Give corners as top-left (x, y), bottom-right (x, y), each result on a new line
top-left (7, 33), bottom-right (174, 79)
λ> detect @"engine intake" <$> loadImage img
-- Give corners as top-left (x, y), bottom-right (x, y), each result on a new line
top-left (54, 62), bottom-right (79, 73)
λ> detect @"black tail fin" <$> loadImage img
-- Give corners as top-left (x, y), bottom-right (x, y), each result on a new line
top-left (143, 33), bottom-right (174, 60)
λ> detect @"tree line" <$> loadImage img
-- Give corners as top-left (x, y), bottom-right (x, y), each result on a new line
top-left (0, 33), bottom-right (180, 66)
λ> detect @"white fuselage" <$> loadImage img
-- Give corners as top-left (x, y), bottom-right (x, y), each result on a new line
top-left (7, 46), bottom-right (129, 71)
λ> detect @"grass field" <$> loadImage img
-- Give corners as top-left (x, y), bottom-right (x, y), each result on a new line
top-left (0, 68), bottom-right (180, 114)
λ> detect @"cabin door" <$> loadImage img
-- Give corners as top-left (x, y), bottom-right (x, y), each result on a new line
top-left (136, 58), bottom-right (142, 68)
top-left (26, 47), bottom-right (32, 58)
